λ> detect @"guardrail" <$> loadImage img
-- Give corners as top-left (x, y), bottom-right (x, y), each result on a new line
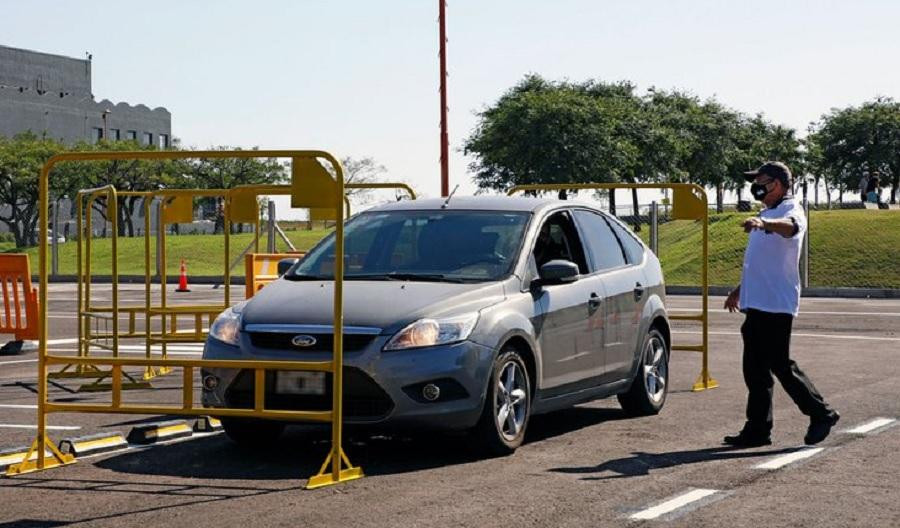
top-left (10, 149), bottom-right (362, 489)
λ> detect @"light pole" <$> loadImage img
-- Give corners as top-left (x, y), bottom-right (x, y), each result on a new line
top-left (439, 0), bottom-right (449, 197)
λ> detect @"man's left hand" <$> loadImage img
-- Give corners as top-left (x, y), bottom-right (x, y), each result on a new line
top-left (742, 217), bottom-right (765, 233)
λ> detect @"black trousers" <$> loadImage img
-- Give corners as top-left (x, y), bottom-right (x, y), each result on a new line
top-left (741, 309), bottom-right (832, 435)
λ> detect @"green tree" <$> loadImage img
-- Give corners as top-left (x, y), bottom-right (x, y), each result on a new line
top-left (186, 147), bottom-right (287, 233)
top-left (0, 132), bottom-right (79, 247)
top-left (464, 75), bottom-right (639, 214)
top-left (808, 97), bottom-right (900, 204)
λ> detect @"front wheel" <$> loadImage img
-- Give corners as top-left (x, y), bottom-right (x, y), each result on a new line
top-left (471, 348), bottom-right (532, 455)
top-left (617, 328), bottom-right (669, 416)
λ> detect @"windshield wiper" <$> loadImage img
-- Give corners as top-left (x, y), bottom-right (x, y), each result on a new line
top-left (346, 272), bottom-right (468, 283)
top-left (284, 273), bottom-right (331, 281)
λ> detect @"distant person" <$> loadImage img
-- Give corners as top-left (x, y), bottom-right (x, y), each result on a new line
top-left (866, 175), bottom-right (881, 204)
top-left (723, 161), bottom-right (839, 447)
top-left (859, 172), bottom-right (870, 203)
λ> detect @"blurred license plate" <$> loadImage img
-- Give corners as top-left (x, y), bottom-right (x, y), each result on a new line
top-left (275, 371), bottom-right (326, 395)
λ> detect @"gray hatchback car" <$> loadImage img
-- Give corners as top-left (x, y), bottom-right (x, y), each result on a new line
top-left (202, 196), bottom-right (670, 454)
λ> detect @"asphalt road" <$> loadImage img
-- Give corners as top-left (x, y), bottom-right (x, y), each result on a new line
top-left (0, 284), bottom-right (898, 527)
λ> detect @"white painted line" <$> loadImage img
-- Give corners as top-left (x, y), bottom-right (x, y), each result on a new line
top-left (846, 418), bottom-right (897, 434)
top-left (629, 489), bottom-right (720, 520)
top-left (673, 330), bottom-right (900, 343)
top-left (0, 404), bottom-right (38, 410)
top-left (0, 358), bottom-right (38, 366)
top-left (46, 338), bottom-right (79, 345)
top-left (0, 424), bottom-right (81, 431)
top-left (669, 307), bottom-right (900, 317)
top-left (754, 447), bottom-right (824, 470)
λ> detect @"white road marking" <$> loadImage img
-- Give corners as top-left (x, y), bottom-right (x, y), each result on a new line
top-left (673, 330), bottom-right (900, 342)
top-left (669, 308), bottom-right (900, 317)
top-left (754, 447), bottom-right (824, 470)
top-left (0, 358), bottom-right (39, 366)
top-left (845, 418), bottom-right (897, 434)
top-left (0, 424), bottom-right (81, 431)
top-left (629, 488), bottom-right (721, 520)
top-left (46, 338), bottom-right (79, 345)
top-left (0, 404), bottom-right (38, 409)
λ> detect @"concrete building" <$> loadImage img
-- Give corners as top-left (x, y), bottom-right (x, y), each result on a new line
top-left (0, 44), bottom-right (171, 145)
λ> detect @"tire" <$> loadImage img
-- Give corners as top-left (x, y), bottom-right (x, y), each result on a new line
top-left (221, 417), bottom-right (286, 447)
top-left (472, 347), bottom-right (532, 455)
top-left (617, 328), bottom-right (669, 416)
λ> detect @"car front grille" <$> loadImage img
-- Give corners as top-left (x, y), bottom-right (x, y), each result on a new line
top-left (248, 332), bottom-right (377, 353)
top-left (224, 367), bottom-right (394, 420)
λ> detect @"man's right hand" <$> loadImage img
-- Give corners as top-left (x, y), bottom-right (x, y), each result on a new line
top-left (724, 288), bottom-right (740, 313)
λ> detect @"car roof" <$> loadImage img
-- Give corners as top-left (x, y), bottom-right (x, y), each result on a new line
top-left (364, 195), bottom-right (597, 214)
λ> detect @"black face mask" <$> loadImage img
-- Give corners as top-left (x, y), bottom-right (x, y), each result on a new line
top-left (751, 183), bottom-right (770, 201)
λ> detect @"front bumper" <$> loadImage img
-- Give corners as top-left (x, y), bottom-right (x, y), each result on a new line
top-left (201, 333), bottom-right (494, 431)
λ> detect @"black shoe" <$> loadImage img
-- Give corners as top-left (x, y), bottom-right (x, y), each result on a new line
top-left (805, 411), bottom-right (840, 445)
top-left (723, 431), bottom-right (772, 447)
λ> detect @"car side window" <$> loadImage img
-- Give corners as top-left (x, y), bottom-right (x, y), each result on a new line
top-left (606, 217), bottom-right (646, 265)
top-left (532, 211), bottom-right (589, 274)
top-left (572, 210), bottom-right (627, 272)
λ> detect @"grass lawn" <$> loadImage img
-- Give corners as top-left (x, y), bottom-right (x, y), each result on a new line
top-left (637, 209), bottom-right (900, 288)
top-left (8, 228), bottom-right (331, 276)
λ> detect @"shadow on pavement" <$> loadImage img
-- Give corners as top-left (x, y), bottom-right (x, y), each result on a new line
top-left (81, 404), bottom-right (631, 481)
top-left (549, 445), bottom-right (804, 480)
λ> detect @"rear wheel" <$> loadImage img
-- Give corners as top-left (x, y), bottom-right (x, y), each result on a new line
top-left (221, 417), bottom-right (285, 447)
top-left (472, 347), bottom-right (532, 455)
top-left (617, 328), bottom-right (669, 416)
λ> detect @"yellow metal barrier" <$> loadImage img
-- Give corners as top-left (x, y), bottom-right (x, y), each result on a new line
top-left (507, 183), bottom-right (718, 392)
top-left (12, 149), bottom-right (361, 489)
top-left (244, 252), bottom-right (306, 298)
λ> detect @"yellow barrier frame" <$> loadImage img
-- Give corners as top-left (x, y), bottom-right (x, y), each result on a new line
top-left (507, 183), bottom-right (718, 392)
top-left (11, 149), bottom-right (361, 489)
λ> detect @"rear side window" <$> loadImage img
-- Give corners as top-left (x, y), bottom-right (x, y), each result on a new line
top-left (607, 217), bottom-right (646, 265)
top-left (572, 210), bottom-right (627, 272)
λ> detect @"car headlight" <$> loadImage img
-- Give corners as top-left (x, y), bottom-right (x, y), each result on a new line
top-left (209, 302), bottom-right (246, 346)
top-left (384, 313), bottom-right (479, 351)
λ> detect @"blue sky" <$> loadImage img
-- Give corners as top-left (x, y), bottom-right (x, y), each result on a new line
top-left (4, 0), bottom-right (900, 203)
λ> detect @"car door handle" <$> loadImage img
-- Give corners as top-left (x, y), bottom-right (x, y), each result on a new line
top-left (633, 283), bottom-right (645, 301)
top-left (588, 292), bottom-right (603, 310)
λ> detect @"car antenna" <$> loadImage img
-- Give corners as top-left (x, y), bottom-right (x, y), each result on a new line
top-left (441, 184), bottom-right (460, 209)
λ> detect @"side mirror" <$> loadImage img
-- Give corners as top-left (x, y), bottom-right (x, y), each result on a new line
top-left (536, 259), bottom-right (580, 285)
top-left (277, 258), bottom-right (299, 276)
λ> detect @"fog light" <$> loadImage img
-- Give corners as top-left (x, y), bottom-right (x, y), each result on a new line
top-left (202, 375), bottom-right (219, 390)
top-left (422, 383), bottom-right (440, 401)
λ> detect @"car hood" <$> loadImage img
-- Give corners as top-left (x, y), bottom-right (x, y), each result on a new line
top-left (240, 278), bottom-right (507, 333)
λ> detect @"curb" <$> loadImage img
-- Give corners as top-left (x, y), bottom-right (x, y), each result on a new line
top-left (59, 432), bottom-right (128, 457)
top-left (126, 420), bottom-right (193, 445)
top-left (193, 416), bottom-right (223, 433)
top-left (0, 340), bottom-right (38, 356)
top-left (0, 445), bottom-right (48, 472)
top-left (34, 275), bottom-right (245, 285)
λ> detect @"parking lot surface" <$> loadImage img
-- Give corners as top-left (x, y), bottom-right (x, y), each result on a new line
top-left (0, 284), bottom-right (898, 527)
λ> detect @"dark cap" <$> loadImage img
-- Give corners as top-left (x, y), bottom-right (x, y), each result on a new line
top-left (743, 161), bottom-right (792, 185)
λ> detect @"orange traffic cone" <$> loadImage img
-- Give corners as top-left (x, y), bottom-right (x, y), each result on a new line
top-left (176, 259), bottom-right (191, 293)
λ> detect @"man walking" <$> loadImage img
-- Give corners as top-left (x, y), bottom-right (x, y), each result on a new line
top-left (723, 161), bottom-right (840, 447)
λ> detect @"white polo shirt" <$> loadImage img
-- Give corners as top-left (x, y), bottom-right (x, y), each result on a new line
top-left (739, 197), bottom-right (806, 316)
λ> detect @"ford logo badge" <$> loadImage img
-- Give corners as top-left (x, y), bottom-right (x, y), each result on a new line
top-left (291, 335), bottom-right (317, 347)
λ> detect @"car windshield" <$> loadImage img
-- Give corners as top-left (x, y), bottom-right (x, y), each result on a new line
top-left (289, 210), bottom-right (531, 282)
